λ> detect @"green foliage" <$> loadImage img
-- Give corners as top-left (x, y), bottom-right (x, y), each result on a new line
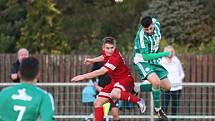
top-left (56, 0), bottom-right (149, 54)
top-left (160, 37), bottom-right (215, 55)
top-left (143, 0), bottom-right (215, 46)
top-left (0, 34), bottom-right (15, 53)
top-left (0, 0), bottom-right (215, 54)
top-left (0, 0), bottom-right (27, 52)
top-left (117, 29), bottom-right (134, 55)
top-left (198, 37), bottom-right (215, 54)
top-left (18, 0), bottom-right (70, 54)
top-left (160, 39), bottom-right (191, 54)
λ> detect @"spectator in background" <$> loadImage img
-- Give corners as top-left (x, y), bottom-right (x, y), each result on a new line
top-left (10, 48), bottom-right (29, 82)
top-left (0, 57), bottom-right (55, 121)
top-left (82, 80), bottom-right (96, 121)
top-left (92, 61), bottom-right (120, 121)
top-left (160, 45), bottom-right (185, 121)
top-left (82, 80), bottom-right (96, 105)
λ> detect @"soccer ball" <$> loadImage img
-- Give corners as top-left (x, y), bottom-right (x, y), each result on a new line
top-left (115, 0), bottom-right (123, 3)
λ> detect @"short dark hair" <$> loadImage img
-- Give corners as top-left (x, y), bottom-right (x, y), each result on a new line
top-left (19, 57), bottom-right (39, 81)
top-left (140, 16), bottom-right (152, 28)
top-left (102, 36), bottom-right (116, 46)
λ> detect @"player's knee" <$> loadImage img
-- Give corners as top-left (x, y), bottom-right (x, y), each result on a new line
top-left (161, 82), bottom-right (171, 91)
top-left (165, 84), bottom-right (171, 91)
top-left (110, 91), bottom-right (120, 99)
top-left (151, 81), bottom-right (160, 89)
top-left (110, 93), bottom-right (118, 99)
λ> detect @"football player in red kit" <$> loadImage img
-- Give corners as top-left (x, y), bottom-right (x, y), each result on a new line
top-left (71, 37), bottom-right (146, 121)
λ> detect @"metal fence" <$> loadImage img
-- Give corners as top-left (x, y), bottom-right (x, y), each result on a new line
top-left (0, 82), bottom-right (214, 121)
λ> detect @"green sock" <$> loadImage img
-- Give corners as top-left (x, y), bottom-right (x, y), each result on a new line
top-left (152, 87), bottom-right (161, 109)
top-left (140, 83), bottom-right (152, 92)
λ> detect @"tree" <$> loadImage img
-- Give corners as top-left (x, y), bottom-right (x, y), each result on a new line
top-left (18, 0), bottom-right (70, 54)
top-left (143, 0), bottom-right (215, 47)
top-left (55, 0), bottom-right (149, 54)
top-left (0, 0), bottom-right (27, 53)
top-left (0, 34), bottom-right (15, 53)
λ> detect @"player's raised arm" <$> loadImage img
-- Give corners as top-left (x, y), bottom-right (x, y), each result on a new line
top-left (71, 66), bottom-right (108, 82)
top-left (84, 55), bottom-right (104, 65)
top-left (141, 50), bottom-right (171, 61)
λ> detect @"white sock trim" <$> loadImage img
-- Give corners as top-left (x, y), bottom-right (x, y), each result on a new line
top-left (155, 107), bottom-right (161, 112)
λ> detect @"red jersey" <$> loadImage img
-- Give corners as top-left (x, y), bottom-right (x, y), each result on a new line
top-left (102, 49), bottom-right (132, 82)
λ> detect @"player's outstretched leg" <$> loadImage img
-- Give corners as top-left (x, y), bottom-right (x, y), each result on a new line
top-left (112, 90), bottom-right (146, 114)
top-left (119, 92), bottom-right (146, 113)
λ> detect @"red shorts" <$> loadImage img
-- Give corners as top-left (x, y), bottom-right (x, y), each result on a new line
top-left (98, 76), bottom-right (134, 101)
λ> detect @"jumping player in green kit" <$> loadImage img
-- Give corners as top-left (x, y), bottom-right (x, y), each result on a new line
top-left (133, 16), bottom-right (171, 121)
top-left (0, 57), bottom-right (54, 121)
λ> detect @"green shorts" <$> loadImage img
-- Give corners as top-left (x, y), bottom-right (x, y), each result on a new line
top-left (134, 62), bottom-right (168, 80)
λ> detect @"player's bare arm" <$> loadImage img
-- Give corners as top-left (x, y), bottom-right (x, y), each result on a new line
top-left (71, 66), bottom-right (108, 82)
top-left (84, 55), bottom-right (104, 65)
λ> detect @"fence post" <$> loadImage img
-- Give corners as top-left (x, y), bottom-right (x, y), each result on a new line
top-left (150, 93), bottom-right (154, 121)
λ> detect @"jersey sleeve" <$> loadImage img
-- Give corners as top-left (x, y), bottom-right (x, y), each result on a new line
top-left (103, 55), bottom-right (120, 73)
top-left (40, 93), bottom-right (55, 121)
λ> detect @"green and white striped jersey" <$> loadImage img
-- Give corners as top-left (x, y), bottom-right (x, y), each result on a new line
top-left (133, 18), bottom-right (161, 64)
top-left (0, 83), bottom-right (55, 121)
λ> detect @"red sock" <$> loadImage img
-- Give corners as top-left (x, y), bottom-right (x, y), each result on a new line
top-left (94, 107), bottom-right (104, 121)
top-left (120, 91), bottom-right (140, 104)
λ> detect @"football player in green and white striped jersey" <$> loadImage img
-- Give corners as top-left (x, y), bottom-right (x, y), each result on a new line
top-left (0, 57), bottom-right (54, 121)
top-left (133, 16), bottom-right (171, 121)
